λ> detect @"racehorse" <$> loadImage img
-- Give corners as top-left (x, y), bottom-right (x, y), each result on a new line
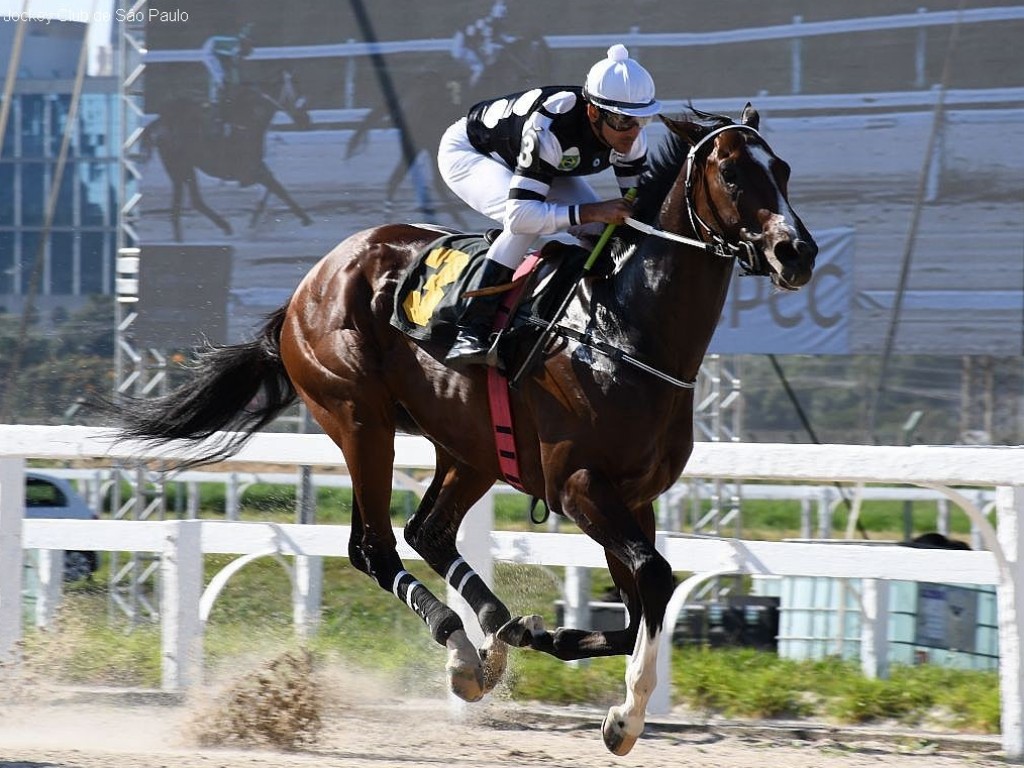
top-left (144, 70), bottom-right (314, 242)
top-left (109, 104), bottom-right (816, 755)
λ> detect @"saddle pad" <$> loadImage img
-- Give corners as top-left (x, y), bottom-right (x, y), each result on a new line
top-left (390, 233), bottom-right (491, 345)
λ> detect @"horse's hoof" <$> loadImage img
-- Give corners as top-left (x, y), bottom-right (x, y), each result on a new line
top-left (601, 708), bottom-right (640, 756)
top-left (445, 629), bottom-right (484, 702)
top-left (447, 663), bottom-right (485, 702)
top-left (496, 615), bottom-right (546, 648)
top-left (478, 634), bottom-right (508, 693)
top-left (301, 215), bottom-right (313, 226)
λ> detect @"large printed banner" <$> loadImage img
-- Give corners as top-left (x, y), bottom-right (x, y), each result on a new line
top-left (711, 228), bottom-right (853, 355)
top-left (138, 0), bottom-right (554, 343)
top-left (136, 2), bottom-right (1024, 354)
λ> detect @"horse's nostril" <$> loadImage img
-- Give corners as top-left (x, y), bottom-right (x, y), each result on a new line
top-left (784, 269), bottom-right (812, 289)
top-left (795, 239), bottom-right (818, 260)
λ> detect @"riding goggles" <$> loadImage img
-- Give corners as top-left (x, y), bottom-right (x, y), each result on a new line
top-left (601, 110), bottom-right (653, 132)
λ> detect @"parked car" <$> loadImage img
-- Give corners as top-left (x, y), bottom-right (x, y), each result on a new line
top-left (24, 471), bottom-right (100, 582)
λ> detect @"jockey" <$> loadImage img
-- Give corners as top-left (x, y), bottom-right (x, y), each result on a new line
top-left (202, 23), bottom-right (255, 129)
top-left (437, 44), bottom-right (661, 366)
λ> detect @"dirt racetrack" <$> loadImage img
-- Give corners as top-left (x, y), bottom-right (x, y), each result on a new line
top-left (0, 690), bottom-right (1007, 768)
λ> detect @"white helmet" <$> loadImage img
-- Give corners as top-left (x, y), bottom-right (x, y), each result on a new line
top-left (583, 44), bottom-right (660, 118)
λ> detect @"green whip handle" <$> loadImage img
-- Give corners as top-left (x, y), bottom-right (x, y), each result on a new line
top-left (582, 187), bottom-right (637, 272)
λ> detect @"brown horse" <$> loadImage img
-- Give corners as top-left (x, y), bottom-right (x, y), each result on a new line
top-left (110, 104), bottom-right (816, 755)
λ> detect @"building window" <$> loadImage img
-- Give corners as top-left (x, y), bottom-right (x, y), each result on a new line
top-left (3, 85), bottom-right (119, 303)
top-left (48, 95), bottom-right (71, 157)
top-left (0, 232), bottom-right (14, 295)
top-left (79, 161), bottom-right (110, 225)
top-left (20, 95), bottom-right (45, 156)
top-left (19, 231), bottom-right (44, 294)
top-left (21, 162), bottom-right (45, 227)
top-left (51, 232), bottom-right (76, 294)
top-left (80, 231), bottom-right (107, 294)
top-left (54, 169), bottom-right (75, 226)
top-left (0, 164), bottom-right (13, 225)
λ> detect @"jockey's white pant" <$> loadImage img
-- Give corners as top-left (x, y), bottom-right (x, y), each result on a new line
top-left (201, 48), bottom-right (224, 103)
top-left (437, 117), bottom-right (602, 271)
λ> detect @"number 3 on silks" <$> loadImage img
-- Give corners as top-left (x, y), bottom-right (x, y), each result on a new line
top-left (517, 128), bottom-right (539, 169)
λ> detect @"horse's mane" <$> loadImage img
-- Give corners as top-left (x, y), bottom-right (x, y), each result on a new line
top-left (630, 107), bottom-right (734, 226)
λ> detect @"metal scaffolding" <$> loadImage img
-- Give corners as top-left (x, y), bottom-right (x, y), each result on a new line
top-left (692, 354), bottom-right (744, 538)
top-left (657, 355), bottom-right (745, 541)
top-left (112, 1), bottom-right (167, 626)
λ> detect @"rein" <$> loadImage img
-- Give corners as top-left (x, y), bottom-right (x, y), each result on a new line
top-left (524, 316), bottom-right (696, 390)
top-left (539, 123), bottom-right (775, 389)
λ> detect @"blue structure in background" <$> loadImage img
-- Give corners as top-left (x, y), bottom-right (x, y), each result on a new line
top-left (0, 20), bottom-right (119, 319)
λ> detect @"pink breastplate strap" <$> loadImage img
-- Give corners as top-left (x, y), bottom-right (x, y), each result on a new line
top-left (485, 254), bottom-right (540, 492)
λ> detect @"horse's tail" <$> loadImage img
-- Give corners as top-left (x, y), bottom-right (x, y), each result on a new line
top-left (344, 103), bottom-right (384, 160)
top-left (112, 305), bottom-right (298, 467)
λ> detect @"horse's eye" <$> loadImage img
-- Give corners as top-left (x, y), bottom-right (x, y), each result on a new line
top-left (720, 164), bottom-right (737, 186)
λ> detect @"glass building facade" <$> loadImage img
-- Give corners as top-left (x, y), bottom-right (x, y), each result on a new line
top-left (0, 26), bottom-right (120, 318)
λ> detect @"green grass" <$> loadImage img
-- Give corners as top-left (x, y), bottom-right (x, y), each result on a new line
top-left (154, 478), bottom-right (973, 543)
top-left (18, 482), bottom-right (991, 732)
top-left (22, 557), bottom-right (1001, 734)
top-left (22, 588), bottom-right (164, 688)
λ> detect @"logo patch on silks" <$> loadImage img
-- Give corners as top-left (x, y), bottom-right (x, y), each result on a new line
top-left (390, 233), bottom-right (492, 345)
top-left (558, 147), bottom-right (581, 171)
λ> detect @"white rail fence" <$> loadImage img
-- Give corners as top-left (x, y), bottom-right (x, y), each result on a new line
top-left (1, 426), bottom-right (1023, 758)
top-left (143, 6), bottom-right (1024, 75)
top-left (36, 466), bottom-right (995, 540)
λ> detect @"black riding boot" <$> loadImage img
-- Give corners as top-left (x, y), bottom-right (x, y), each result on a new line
top-left (445, 260), bottom-right (515, 366)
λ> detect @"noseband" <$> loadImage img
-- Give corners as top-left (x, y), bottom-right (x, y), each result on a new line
top-left (626, 123), bottom-right (770, 276)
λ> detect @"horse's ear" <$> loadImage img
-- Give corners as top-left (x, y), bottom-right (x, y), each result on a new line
top-left (741, 103), bottom-right (760, 130)
top-left (660, 114), bottom-right (707, 147)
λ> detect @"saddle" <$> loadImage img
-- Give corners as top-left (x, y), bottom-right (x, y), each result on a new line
top-left (390, 232), bottom-right (599, 375)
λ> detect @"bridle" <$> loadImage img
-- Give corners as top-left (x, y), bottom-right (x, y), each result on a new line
top-left (625, 122), bottom-right (770, 276)
top-left (531, 123), bottom-right (783, 390)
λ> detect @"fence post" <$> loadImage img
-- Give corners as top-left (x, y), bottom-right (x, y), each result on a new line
top-left (226, 473), bottom-right (241, 521)
top-left (344, 40), bottom-right (357, 108)
top-left (0, 457), bottom-right (25, 671)
top-left (790, 15), bottom-right (803, 94)
top-left (817, 487), bottom-right (833, 539)
top-left (187, 481), bottom-right (200, 518)
top-left (564, 566), bottom-right (591, 629)
top-left (860, 579), bottom-right (890, 679)
top-left (996, 485), bottom-right (1024, 761)
top-left (914, 7), bottom-right (928, 88)
top-left (800, 497), bottom-right (812, 539)
top-left (936, 498), bottom-right (950, 536)
top-left (450, 489), bottom-right (495, 648)
top-left (293, 555), bottom-right (323, 639)
top-left (161, 519), bottom-right (204, 692)
top-left (564, 566), bottom-right (591, 668)
top-left (35, 549), bottom-right (64, 628)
